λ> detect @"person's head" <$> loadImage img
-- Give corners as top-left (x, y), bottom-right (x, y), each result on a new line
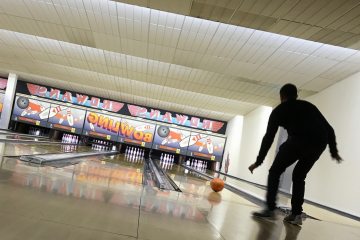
top-left (280, 83), bottom-right (298, 102)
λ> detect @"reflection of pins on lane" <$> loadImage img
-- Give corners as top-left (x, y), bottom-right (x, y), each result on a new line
top-left (48, 106), bottom-right (67, 118)
top-left (206, 138), bottom-right (214, 154)
top-left (135, 125), bottom-right (151, 131)
top-left (67, 109), bottom-right (74, 126)
top-left (188, 134), bottom-right (204, 146)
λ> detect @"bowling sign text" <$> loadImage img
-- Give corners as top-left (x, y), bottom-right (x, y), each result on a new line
top-left (87, 112), bottom-right (153, 142)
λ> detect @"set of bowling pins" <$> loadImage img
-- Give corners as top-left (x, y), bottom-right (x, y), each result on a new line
top-left (29, 127), bottom-right (44, 136)
top-left (62, 134), bottom-right (79, 144)
top-left (92, 139), bottom-right (114, 151)
top-left (186, 159), bottom-right (208, 172)
top-left (125, 146), bottom-right (145, 162)
top-left (61, 144), bottom-right (77, 152)
top-left (160, 153), bottom-right (175, 170)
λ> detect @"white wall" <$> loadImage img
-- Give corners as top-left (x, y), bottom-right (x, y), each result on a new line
top-left (304, 72), bottom-right (360, 217)
top-left (235, 106), bottom-right (277, 185)
top-left (222, 115), bottom-right (243, 174)
top-left (0, 73), bottom-right (17, 129)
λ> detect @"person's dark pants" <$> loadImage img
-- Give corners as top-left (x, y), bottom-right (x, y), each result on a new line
top-left (266, 140), bottom-right (326, 215)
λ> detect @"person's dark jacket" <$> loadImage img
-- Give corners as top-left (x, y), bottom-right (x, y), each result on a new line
top-left (255, 99), bottom-right (338, 166)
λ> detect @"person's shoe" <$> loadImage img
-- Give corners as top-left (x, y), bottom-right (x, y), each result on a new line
top-left (283, 213), bottom-right (302, 226)
top-left (252, 209), bottom-right (276, 220)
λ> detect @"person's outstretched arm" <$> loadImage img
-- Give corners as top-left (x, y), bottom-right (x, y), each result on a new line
top-left (315, 107), bottom-right (343, 163)
top-left (249, 111), bottom-right (279, 173)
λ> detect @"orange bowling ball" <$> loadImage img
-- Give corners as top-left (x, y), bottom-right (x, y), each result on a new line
top-left (210, 178), bottom-right (224, 192)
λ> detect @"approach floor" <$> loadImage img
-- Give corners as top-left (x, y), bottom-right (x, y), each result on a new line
top-left (0, 149), bottom-right (358, 240)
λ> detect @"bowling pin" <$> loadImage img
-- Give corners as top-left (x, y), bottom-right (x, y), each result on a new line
top-left (161, 138), bottom-right (169, 145)
top-left (206, 138), bottom-right (214, 154)
top-left (135, 125), bottom-right (151, 131)
top-left (38, 107), bottom-right (50, 119)
top-left (199, 144), bottom-right (204, 152)
top-left (49, 106), bottom-right (68, 118)
top-left (66, 109), bottom-right (74, 126)
top-left (21, 109), bottom-right (29, 117)
top-left (188, 134), bottom-right (204, 146)
top-left (89, 123), bottom-right (95, 131)
top-left (179, 136), bottom-right (190, 148)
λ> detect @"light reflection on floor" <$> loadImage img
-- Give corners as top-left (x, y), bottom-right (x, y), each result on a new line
top-left (0, 146), bottom-right (358, 240)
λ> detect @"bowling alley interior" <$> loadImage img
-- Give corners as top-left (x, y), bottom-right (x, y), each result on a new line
top-left (0, 1), bottom-right (359, 240)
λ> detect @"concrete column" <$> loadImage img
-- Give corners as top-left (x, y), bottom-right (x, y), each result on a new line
top-left (0, 73), bottom-right (18, 129)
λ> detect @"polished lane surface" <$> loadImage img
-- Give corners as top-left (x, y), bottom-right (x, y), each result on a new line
top-left (0, 134), bottom-right (47, 141)
top-left (200, 169), bottom-right (360, 228)
top-left (0, 142), bottom-right (90, 157)
top-left (0, 153), bottom-right (358, 240)
top-left (0, 154), bottom-right (144, 239)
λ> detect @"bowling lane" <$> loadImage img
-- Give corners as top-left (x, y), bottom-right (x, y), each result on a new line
top-left (0, 155), bottom-right (358, 240)
top-left (158, 161), bottom-right (257, 207)
top-left (139, 162), bottom-right (360, 240)
top-left (142, 163), bottom-right (360, 240)
top-left (0, 133), bottom-right (48, 141)
top-left (0, 153), bottom-right (145, 238)
top-left (198, 169), bottom-right (360, 228)
top-left (0, 142), bottom-right (91, 157)
top-left (0, 130), bottom-right (48, 138)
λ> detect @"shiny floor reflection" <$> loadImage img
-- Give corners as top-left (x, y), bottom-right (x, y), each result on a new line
top-left (0, 155), bottom-right (358, 240)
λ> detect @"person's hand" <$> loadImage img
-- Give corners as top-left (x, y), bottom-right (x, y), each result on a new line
top-left (331, 153), bottom-right (343, 164)
top-left (248, 163), bottom-right (259, 174)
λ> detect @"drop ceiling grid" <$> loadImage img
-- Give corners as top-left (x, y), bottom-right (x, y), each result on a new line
top-left (320, 61), bottom-right (360, 80)
top-left (345, 51), bottom-right (360, 63)
top-left (301, 77), bottom-right (341, 92)
top-left (0, 0), bottom-right (32, 18)
top-left (3, 28), bottom-right (358, 97)
top-left (23, 1), bottom-right (53, 24)
top-left (327, 4), bottom-right (360, 31)
top-left (311, 44), bottom-right (358, 61)
top-left (3, 5), bottom-right (352, 86)
top-left (1, 0), bottom-right (360, 121)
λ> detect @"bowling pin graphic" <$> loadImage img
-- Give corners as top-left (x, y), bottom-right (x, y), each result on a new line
top-left (21, 109), bottom-right (29, 116)
top-left (38, 107), bottom-right (51, 119)
top-left (188, 134), bottom-right (204, 146)
top-left (206, 138), bottom-right (214, 154)
top-left (161, 138), bottom-right (169, 145)
top-left (67, 109), bottom-right (74, 126)
top-left (179, 136), bottom-right (190, 148)
top-left (59, 117), bottom-right (64, 124)
top-left (135, 125), bottom-right (151, 131)
top-left (48, 106), bottom-right (68, 118)
top-left (89, 122), bottom-right (95, 131)
top-left (198, 144), bottom-right (204, 152)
